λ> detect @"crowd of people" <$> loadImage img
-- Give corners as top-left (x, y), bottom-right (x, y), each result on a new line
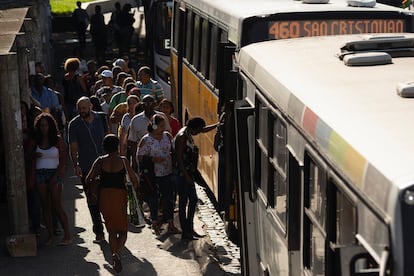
top-left (23, 48), bottom-right (218, 272)
top-left (72, 1), bottom-right (136, 64)
top-left (20, 1), bottom-right (221, 272)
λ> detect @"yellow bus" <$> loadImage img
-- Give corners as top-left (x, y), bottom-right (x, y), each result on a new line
top-left (170, 0), bottom-right (413, 235)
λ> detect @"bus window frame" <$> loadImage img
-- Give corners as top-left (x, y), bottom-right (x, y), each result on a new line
top-left (255, 95), bottom-right (270, 198)
top-left (153, 1), bottom-right (173, 56)
top-left (185, 10), bottom-right (194, 63)
top-left (268, 110), bottom-right (288, 228)
top-left (200, 19), bottom-right (211, 79)
top-left (209, 25), bottom-right (219, 87)
top-left (172, 2), bottom-right (181, 50)
top-left (303, 150), bottom-right (328, 275)
top-left (327, 173), bottom-right (358, 248)
top-left (192, 14), bottom-right (202, 70)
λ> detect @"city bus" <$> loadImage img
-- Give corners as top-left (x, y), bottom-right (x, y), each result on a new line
top-left (144, 0), bottom-right (172, 99)
top-left (170, 0), bottom-right (414, 236)
top-left (235, 33), bottom-right (414, 275)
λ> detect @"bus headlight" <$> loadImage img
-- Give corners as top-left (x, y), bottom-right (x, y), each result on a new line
top-left (403, 190), bottom-right (414, 205)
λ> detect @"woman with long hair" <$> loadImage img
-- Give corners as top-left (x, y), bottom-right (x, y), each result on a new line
top-left (119, 95), bottom-right (140, 157)
top-left (86, 134), bottom-right (138, 273)
top-left (33, 113), bottom-right (71, 245)
top-left (137, 114), bottom-right (180, 235)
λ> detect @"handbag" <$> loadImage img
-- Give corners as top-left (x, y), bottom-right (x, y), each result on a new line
top-left (122, 159), bottom-right (145, 227)
top-left (139, 155), bottom-right (156, 196)
top-left (87, 177), bottom-right (100, 206)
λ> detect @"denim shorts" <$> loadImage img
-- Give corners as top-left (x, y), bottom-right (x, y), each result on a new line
top-left (35, 169), bottom-right (62, 185)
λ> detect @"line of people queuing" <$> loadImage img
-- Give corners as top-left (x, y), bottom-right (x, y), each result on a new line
top-left (24, 56), bottom-right (218, 273)
top-left (72, 1), bottom-right (136, 64)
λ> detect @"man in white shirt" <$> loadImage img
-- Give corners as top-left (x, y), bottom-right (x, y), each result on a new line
top-left (127, 95), bottom-right (170, 171)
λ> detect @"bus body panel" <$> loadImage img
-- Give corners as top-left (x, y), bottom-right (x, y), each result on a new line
top-left (238, 33), bottom-right (414, 275)
top-left (171, 51), bottom-right (179, 104)
top-left (153, 51), bottom-right (171, 100)
top-left (182, 62), bottom-right (219, 197)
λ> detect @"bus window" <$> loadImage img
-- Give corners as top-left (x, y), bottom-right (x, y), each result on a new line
top-left (270, 117), bottom-right (287, 226)
top-left (200, 19), bottom-right (211, 79)
top-left (173, 3), bottom-right (180, 50)
top-left (154, 1), bottom-right (172, 56)
top-left (304, 155), bottom-right (327, 275)
top-left (192, 15), bottom-right (202, 70)
top-left (256, 98), bottom-right (269, 196)
top-left (336, 190), bottom-right (356, 245)
top-left (357, 205), bottom-right (389, 262)
top-left (309, 161), bottom-right (327, 229)
top-left (209, 25), bottom-right (220, 86)
top-left (185, 10), bottom-right (194, 62)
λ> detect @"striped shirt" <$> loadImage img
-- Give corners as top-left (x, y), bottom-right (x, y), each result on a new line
top-left (136, 79), bottom-right (165, 102)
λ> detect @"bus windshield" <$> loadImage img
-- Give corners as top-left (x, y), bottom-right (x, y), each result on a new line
top-left (154, 1), bottom-right (172, 56)
top-left (241, 11), bottom-right (410, 46)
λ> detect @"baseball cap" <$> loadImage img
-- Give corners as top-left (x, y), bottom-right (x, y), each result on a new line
top-left (113, 58), bottom-right (126, 67)
top-left (101, 70), bottom-right (113, 78)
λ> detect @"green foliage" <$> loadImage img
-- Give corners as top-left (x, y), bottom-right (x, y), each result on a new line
top-left (401, 0), bottom-right (412, 8)
top-left (50, 0), bottom-right (90, 16)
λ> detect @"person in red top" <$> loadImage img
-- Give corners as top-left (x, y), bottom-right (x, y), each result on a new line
top-left (159, 99), bottom-right (181, 137)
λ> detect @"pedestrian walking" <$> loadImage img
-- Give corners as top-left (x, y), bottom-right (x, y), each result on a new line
top-left (86, 134), bottom-right (138, 273)
top-left (117, 3), bottom-right (135, 54)
top-left (68, 97), bottom-right (109, 243)
top-left (32, 113), bottom-right (72, 245)
top-left (137, 66), bottom-right (165, 104)
top-left (137, 114), bottom-right (180, 235)
top-left (62, 58), bottom-right (89, 120)
top-left (72, 1), bottom-right (89, 50)
top-left (127, 95), bottom-right (170, 172)
top-left (90, 5), bottom-right (107, 65)
top-left (21, 101), bottom-right (41, 236)
top-left (174, 117), bottom-right (218, 240)
top-left (119, 94), bottom-right (140, 158)
top-left (31, 73), bottom-right (60, 119)
top-left (159, 99), bottom-right (181, 137)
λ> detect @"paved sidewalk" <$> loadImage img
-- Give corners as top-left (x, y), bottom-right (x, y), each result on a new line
top-left (0, 164), bottom-right (205, 275)
top-left (0, 1), bottom-right (241, 274)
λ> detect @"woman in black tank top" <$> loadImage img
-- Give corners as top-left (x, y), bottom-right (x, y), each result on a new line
top-left (86, 134), bottom-right (138, 272)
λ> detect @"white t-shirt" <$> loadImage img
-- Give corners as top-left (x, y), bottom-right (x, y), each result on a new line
top-left (128, 111), bottom-right (171, 143)
top-left (36, 146), bottom-right (59, 169)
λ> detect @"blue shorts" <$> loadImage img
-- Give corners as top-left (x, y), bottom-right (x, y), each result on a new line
top-left (35, 169), bottom-right (62, 185)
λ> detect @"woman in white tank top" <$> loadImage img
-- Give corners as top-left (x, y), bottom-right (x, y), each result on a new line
top-left (33, 113), bottom-right (71, 245)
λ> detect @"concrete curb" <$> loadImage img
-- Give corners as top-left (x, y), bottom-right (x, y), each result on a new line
top-left (194, 184), bottom-right (241, 275)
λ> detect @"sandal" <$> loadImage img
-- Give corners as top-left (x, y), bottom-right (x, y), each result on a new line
top-left (152, 222), bottom-right (161, 236)
top-left (58, 239), bottom-right (73, 246)
top-left (112, 253), bottom-right (122, 273)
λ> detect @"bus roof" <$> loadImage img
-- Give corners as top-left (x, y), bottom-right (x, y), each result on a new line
top-left (238, 33), bottom-right (414, 214)
top-left (181, 0), bottom-right (412, 46)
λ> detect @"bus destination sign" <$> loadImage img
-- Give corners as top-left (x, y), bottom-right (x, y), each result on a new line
top-left (268, 19), bottom-right (405, 39)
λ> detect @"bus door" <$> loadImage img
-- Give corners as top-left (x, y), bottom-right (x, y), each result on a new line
top-left (216, 42), bottom-right (238, 226)
top-left (235, 99), bottom-right (259, 276)
top-left (171, 1), bottom-right (185, 122)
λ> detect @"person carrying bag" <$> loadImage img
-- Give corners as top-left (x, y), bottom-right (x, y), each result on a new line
top-left (122, 159), bottom-right (145, 227)
top-left (86, 134), bottom-right (138, 273)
